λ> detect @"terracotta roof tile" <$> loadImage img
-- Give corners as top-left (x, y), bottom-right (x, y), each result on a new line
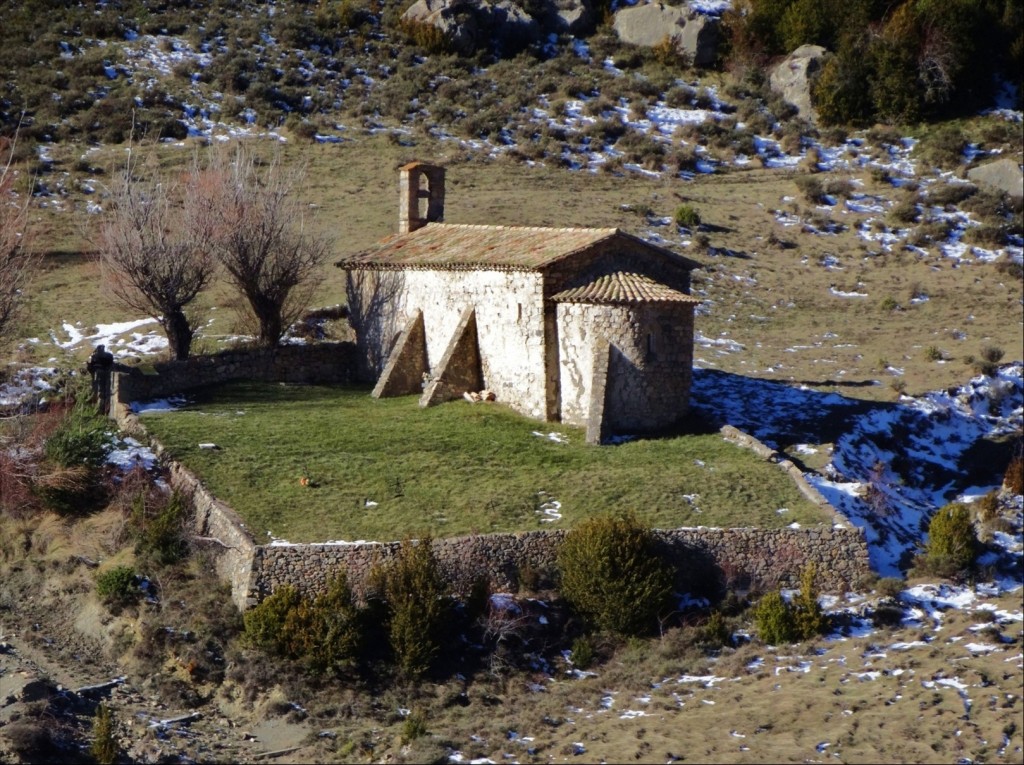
top-left (337, 223), bottom-right (623, 271)
top-left (551, 271), bottom-right (701, 304)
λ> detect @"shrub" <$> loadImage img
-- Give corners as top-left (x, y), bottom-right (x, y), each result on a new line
top-left (795, 175), bottom-right (824, 203)
top-left (557, 512), bottom-right (673, 636)
top-left (674, 204), bottom-right (701, 229)
top-left (243, 584), bottom-right (305, 657)
top-left (35, 399), bottom-right (110, 515)
top-left (875, 577), bottom-right (905, 600)
top-left (973, 346), bottom-right (1004, 376)
top-left (699, 610), bottom-right (732, 649)
top-left (872, 603), bottom-right (904, 628)
top-left (373, 537), bottom-right (451, 678)
top-left (402, 710), bottom-right (428, 742)
top-left (96, 565), bottom-right (139, 606)
top-left (132, 490), bottom-right (189, 567)
top-left (924, 345), bottom-right (943, 362)
top-left (791, 564), bottom-right (827, 640)
top-left (569, 636), bottom-right (595, 669)
top-left (43, 402), bottom-right (109, 469)
top-left (305, 574), bottom-right (364, 672)
top-left (1005, 454), bottom-right (1024, 495)
top-left (922, 503), bottom-right (978, 576)
top-left (752, 591), bottom-right (796, 645)
top-left (753, 566), bottom-right (827, 645)
top-left (91, 704), bottom-right (118, 765)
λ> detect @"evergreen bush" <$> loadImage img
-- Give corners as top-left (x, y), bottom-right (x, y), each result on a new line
top-left (557, 512), bottom-right (673, 636)
top-left (132, 490), bottom-right (189, 567)
top-left (791, 564), bottom-right (827, 639)
top-left (372, 537), bottom-right (451, 678)
top-left (922, 502), bottom-right (978, 576)
top-left (91, 704), bottom-right (118, 765)
top-left (752, 590), bottom-right (796, 645)
top-left (243, 584), bottom-right (305, 657)
top-left (674, 204), bottom-right (701, 229)
top-left (96, 565), bottom-right (139, 606)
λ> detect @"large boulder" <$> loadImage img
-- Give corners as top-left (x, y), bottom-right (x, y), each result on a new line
top-left (613, 3), bottom-right (688, 48)
top-left (612, 3), bottom-right (720, 67)
top-left (769, 44), bottom-right (827, 122)
top-left (967, 157), bottom-right (1024, 199)
top-left (402, 0), bottom-right (542, 56)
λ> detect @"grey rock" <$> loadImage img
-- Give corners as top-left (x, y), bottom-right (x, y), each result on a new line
top-left (613, 3), bottom-right (688, 49)
top-left (402, 0), bottom-right (542, 55)
top-left (612, 3), bottom-right (720, 67)
top-left (769, 44), bottom-right (827, 122)
top-left (967, 157), bottom-right (1024, 199)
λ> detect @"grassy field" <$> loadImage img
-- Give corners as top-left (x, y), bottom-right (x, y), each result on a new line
top-left (138, 381), bottom-right (828, 542)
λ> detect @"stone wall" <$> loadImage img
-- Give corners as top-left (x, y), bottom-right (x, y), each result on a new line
top-left (111, 342), bottom-right (357, 417)
top-left (251, 525), bottom-right (870, 604)
top-left (356, 268), bottom-right (550, 419)
top-left (556, 302), bottom-right (694, 435)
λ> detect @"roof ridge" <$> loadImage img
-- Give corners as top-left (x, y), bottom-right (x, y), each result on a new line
top-left (428, 222), bottom-right (619, 234)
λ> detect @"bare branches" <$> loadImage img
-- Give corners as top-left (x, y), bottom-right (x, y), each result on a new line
top-left (0, 135), bottom-right (36, 350)
top-left (98, 154), bottom-right (216, 360)
top-left (207, 147), bottom-right (332, 347)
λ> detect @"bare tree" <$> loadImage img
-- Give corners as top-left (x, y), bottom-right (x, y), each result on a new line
top-left (207, 147), bottom-right (332, 347)
top-left (98, 154), bottom-right (216, 360)
top-left (0, 134), bottom-right (36, 350)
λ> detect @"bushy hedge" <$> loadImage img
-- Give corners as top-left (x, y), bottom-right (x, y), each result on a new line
top-left (557, 512), bottom-right (674, 637)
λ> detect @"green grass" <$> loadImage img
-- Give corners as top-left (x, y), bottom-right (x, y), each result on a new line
top-left (138, 381), bottom-right (827, 542)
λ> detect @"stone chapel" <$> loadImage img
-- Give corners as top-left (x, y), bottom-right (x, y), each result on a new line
top-left (337, 162), bottom-right (701, 443)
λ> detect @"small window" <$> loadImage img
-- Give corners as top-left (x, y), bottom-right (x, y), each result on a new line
top-left (646, 332), bottom-right (656, 360)
top-left (517, 303), bottom-right (523, 323)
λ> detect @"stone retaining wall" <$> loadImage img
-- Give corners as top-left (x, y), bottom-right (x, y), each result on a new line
top-left (252, 525), bottom-right (869, 605)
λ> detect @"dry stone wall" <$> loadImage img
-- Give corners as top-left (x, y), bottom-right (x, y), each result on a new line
top-left (252, 525), bottom-right (870, 604)
top-left (112, 343), bottom-right (357, 415)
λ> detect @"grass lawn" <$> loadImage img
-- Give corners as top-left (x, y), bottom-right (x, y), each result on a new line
top-left (138, 381), bottom-right (829, 543)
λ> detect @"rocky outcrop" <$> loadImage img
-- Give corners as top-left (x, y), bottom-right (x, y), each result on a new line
top-left (612, 3), bottom-right (720, 67)
top-left (544, 0), bottom-right (595, 36)
top-left (769, 44), bottom-right (827, 122)
top-left (967, 157), bottom-right (1024, 199)
top-left (402, 0), bottom-right (544, 55)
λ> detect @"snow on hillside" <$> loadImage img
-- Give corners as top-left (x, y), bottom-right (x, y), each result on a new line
top-left (693, 363), bottom-right (1023, 577)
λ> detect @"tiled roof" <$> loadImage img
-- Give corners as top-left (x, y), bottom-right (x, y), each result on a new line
top-left (551, 271), bottom-right (701, 305)
top-left (338, 223), bottom-right (630, 271)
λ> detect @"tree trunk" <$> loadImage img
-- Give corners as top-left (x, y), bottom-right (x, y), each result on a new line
top-left (253, 299), bottom-right (283, 347)
top-left (163, 309), bottom-right (195, 360)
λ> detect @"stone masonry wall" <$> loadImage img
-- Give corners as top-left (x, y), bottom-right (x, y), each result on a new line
top-left (252, 526), bottom-right (870, 604)
top-left (557, 302), bottom-right (694, 432)
top-left (111, 342), bottom-right (358, 418)
top-left (374, 269), bottom-right (549, 419)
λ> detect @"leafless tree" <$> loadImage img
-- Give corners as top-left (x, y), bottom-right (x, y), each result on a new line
top-left (98, 154), bottom-right (216, 360)
top-left (0, 134), bottom-right (36, 350)
top-left (207, 147), bottom-right (332, 347)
